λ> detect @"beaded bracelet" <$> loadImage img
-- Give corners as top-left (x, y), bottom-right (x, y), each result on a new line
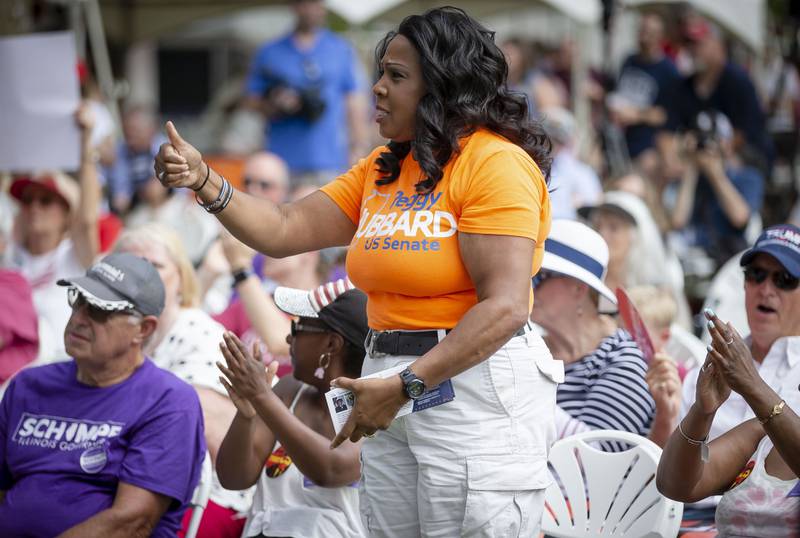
top-left (191, 162), bottom-right (211, 192)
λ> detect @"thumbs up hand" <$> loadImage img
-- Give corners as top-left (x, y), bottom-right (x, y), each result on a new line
top-left (154, 121), bottom-right (204, 190)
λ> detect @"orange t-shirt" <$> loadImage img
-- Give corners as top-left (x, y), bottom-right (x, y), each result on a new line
top-left (320, 129), bottom-right (551, 330)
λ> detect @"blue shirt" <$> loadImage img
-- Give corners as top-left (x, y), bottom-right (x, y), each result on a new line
top-left (246, 30), bottom-right (361, 174)
top-left (617, 54), bottom-right (680, 157)
top-left (689, 165), bottom-right (764, 265)
top-left (106, 136), bottom-right (166, 201)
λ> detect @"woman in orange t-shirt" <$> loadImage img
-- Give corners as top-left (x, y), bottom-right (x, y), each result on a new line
top-left (156, 7), bottom-right (561, 535)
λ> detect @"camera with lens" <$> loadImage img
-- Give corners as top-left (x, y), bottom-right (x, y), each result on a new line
top-left (691, 110), bottom-right (718, 150)
top-left (296, 86), bottom-right (326, 122)
top-left (262, 68), bottom-right (327, 123)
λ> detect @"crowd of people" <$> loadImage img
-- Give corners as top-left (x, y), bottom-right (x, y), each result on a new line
top-left (1, 1), bottom-right (799, 536)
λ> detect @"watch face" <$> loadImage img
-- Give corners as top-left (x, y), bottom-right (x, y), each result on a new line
top-left (407, 379), bottom-right (426, 399)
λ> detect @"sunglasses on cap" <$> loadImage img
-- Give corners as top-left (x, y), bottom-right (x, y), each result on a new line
top-left (743, 265), bottom-right (800, 291)
top-left (67, 288), bottom-right (141, 323)
top-left (290, 319), bottom-right (329, 337)
top-left (244, 177), bottom-right (281, 191)
top-left (532, 270), bottom-right (566, 289)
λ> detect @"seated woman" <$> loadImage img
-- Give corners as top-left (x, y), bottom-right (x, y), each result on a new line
top-left (657, 309), bottom-right (800, 535)
top-left (217, 280), bottom-right (367, 538)
top-left (531, 219), bottom-right (677, 451)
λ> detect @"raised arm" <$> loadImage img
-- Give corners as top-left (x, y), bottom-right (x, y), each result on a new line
top-left (71, 102), bottom-right (101, 268)
top-left (155, 123), bottom-right (356, 257)
top-left (216, 358), bottom-right (279, 490)
top-left (56, 482), bottom-right (170, 538)
top-left (706, 312), bottom-right (800, 477)
top-left (221, 232), bottom-right (290, 355)
top-left (217, 333), bottom-right (361, 488)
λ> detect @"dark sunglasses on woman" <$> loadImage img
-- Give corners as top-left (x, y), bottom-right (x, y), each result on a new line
top-left (743, 265), bottom-right (800, 291)
top-left (290, 319), bottom-right (329, 337)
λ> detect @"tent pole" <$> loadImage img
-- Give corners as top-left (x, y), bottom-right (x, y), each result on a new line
top-left (84, 0), bottom-right (121, 135)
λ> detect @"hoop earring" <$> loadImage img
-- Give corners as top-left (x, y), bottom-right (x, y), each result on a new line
top-left (314, 353), bottom-right (331, 379)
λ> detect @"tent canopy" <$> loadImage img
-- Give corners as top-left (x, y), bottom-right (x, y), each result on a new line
top-left (624, 0), bottom-right (765, 52)
top-left (342, 0), bottom-right (600, 26)
top-left (97, 0), bottom-right (602, 43)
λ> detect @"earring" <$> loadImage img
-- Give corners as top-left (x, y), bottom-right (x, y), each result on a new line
top-left (314, 353), bottom-right (331, 379)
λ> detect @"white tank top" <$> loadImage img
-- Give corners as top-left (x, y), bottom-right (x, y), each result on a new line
top-left (716, 437), bottom-right (800, 537)
top-left (242, 384), bottom-right (366, 538)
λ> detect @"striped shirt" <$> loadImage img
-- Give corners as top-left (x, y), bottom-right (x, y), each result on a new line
top-left (556, 329), bottom-right (655, 451)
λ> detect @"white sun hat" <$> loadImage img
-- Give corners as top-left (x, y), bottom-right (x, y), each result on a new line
top-left (273, 278), bottom-right (355, 318)
top-left (540, 219), bottom-right (617, 306)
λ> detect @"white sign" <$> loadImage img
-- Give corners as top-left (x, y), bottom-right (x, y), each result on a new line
top-left (0, 31), bottom-right (80, 172)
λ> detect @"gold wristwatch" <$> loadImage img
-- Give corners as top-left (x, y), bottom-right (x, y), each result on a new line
top-left (758, 400), bottom-right (786, 425)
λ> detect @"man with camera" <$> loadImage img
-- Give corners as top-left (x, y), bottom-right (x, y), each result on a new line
top-left (658, 18), bottom-right (771, 181)
top-left (669, 111), bottom-right (764, 269)
top-left (244, 0), bottom-right (367, 186)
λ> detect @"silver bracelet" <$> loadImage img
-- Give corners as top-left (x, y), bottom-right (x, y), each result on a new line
top-left (678, 421), bottom-right (710, 463)
top-left (197, 177), bottom-right (233, 214)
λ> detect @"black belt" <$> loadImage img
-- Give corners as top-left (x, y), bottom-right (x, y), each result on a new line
top-left (365, 323), bottom-right (530, 357)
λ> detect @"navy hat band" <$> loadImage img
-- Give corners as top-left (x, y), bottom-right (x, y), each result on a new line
top-left (546, 239), bottom-right (604, 280)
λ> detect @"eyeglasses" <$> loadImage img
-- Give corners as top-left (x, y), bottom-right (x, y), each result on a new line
top-left (743, 265), bottom-right (800, 291)
top-left (532, 270), bottom-right (565, 289)
top-left (244, 177), bottom-right (280, 191)
top-left (67, 288), bottom-right (141, 323)
top-left (290, 319), bottom-right (329, 337)
top-left (20, 191), bottom-right (60, 207)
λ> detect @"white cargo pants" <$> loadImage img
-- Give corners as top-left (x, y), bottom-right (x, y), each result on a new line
top-left (359, 328), bottom-right (563, 537)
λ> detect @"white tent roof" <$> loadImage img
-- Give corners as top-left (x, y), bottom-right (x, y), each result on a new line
top-left (624, 0), bottom-right (765, 52)
top-left (328, 0), bottom-right (601, 26)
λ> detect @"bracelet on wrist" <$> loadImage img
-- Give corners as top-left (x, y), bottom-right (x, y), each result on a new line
top-left (196, 176), bottom-right (234, 214)
top-left (231, 268), bottom-right (254, 288)
top-left (192, 162), bottom-right (211, 192)
top-left (678, 420), bottom-right (710, 463)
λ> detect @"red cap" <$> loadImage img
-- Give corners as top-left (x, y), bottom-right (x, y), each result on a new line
top-left (685, 18), bottom-right (712, 42)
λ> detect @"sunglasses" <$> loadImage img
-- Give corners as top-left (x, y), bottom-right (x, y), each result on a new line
top-left (743, 265), bottom-right (800, 291)
top-left (290, 319), bottom-right (329, 337)
top-left (67, 288), bottom-right (141, 323)
top-left (244, 177), bottom-right (280, 191)
top-left (532, 270), bottom-right (565, 289)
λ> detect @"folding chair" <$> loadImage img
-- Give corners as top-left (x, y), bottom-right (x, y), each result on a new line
top-left (184, 452), bottom-right (213, 538)
top-left (542, 430), bottom-right (683, 538)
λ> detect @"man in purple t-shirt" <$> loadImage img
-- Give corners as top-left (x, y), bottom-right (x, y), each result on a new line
top-left (0, 253), bottom-right (206, 537)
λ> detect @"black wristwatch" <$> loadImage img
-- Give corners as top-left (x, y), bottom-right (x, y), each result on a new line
top-left (231, 268), bottom-right (253, 288)
top-left (399, 367), bottom-right (426, 400)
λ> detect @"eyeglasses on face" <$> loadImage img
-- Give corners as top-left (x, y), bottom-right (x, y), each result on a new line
top-left (532, 270), bottom-right (566, 289)
top-left (290, 319), bottom-right (329, 337)
top-left (244, 177), bottom-right (280, 191)
top-left (743, 265), bottom-right (800, 291)
top-left (67, 288), bottom-right (141, 323)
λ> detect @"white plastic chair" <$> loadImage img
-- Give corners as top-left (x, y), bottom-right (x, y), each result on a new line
top-left (185, 452), bottom-right (213, 538)
top-left (542, 430), bottom-right (683, 538)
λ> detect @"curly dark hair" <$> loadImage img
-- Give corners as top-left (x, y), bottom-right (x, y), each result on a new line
top-left (374, 6), bottom-right (551, 193)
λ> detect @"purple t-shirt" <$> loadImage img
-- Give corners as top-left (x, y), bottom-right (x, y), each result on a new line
top-left (0, 359), bottom-right (206, 537)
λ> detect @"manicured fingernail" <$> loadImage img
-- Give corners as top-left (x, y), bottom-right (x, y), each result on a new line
top-left (704, 308), bottom-right (715, 319)
top-left (707, 320), bottom-right (715, 329)
top-left (707, 344), bottom-right (714, 352)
